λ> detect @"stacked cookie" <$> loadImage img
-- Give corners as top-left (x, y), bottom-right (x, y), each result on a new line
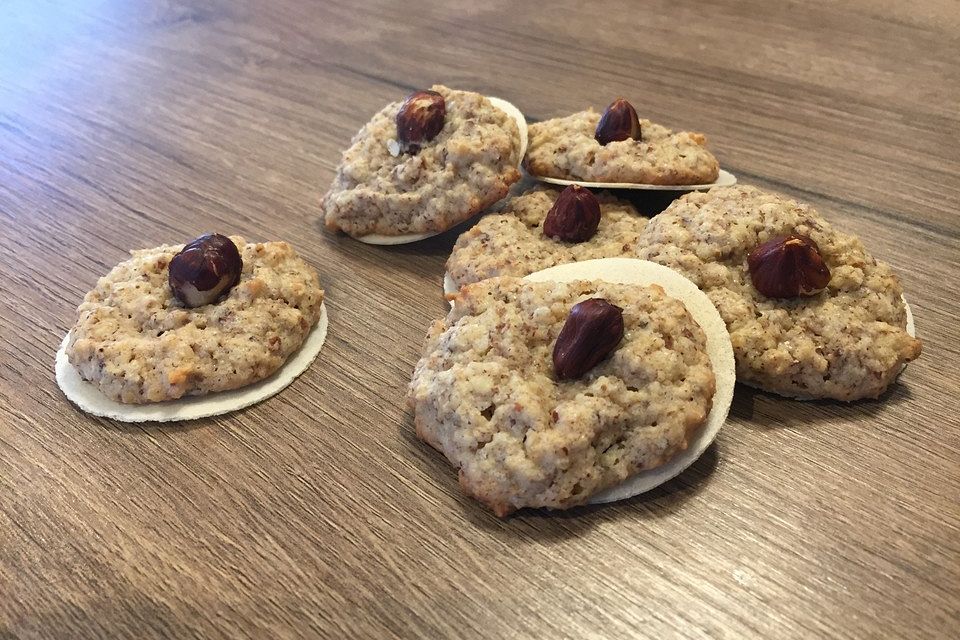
top-left (409, 276), bottom-right (730, 517)
top-left (322, 85), bottom-right (526, 243)
top-left (350, 90), bottom-right (922, 516)
top-left (445, 185), bottom-right (648, 290)
top-left (385, 95), bottom-right (738, 515)
top-left (320, 93), bottom-right (729, 243)
top-left (525, 98), bottom-right (720, 186)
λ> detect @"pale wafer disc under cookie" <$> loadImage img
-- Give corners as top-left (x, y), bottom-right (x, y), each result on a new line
top-left (523, 258), bottom-right (735, 504)
top-left (55, 303), bottom-right (328, 422)
top-left (358, 96), bottom-right (528, 246)
top-left (443, 272), bottom-right (457, 297)
top-left (904, 296), bottom-right (915, 338)
top-left (533, 168), bottom-right (738, 192)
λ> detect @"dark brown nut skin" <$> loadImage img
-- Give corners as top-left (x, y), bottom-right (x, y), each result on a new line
top-left (747, 234), bottom-right (831, 298)
top-left (396, 90), bottom-right (446, 153)
top-left (553, 298), bottom-right (625, 380)
top-left (168, 233), bottom-right (243, 308)
top-left (594, 98), bottom-right (641, 145)
top-left (542, 185), bottom-right (602, 242)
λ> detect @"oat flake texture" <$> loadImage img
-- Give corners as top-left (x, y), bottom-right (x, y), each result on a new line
top-left (636, 185), bottom-right (922, 400)
top-left (408, 276), bottom-right (722, 516)
top-left (524, 108), bottom-right (719, 185)
top-left (64, 237), bottom-right (325, 405)
top-left (55, 305), bottom-right (327, 422)
top-left (446, 185), bottom-right (648, 290)
top-left (322, 84), bottom-right (522, 237)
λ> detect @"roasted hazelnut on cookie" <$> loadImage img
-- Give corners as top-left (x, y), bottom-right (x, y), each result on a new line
top-left (542, 185), bottom-right (602, 242)
top-left (595, 97), bottom-right (641, 145)
top-left (168, 233), bottom-right (243, 307)
top-left (396, 89), bottom-right (446, 153)
top-left (553, 297), bottom-right (624, 379)
top-left (747, 234), bottom-right (831, 298)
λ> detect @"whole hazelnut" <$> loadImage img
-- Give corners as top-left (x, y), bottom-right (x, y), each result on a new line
top-left (747, 234), bottom-right (831, 298)
top-left (542, 185), bottom-right (602, 243)
top-left (396, 90), bottom-right (446, 153)
top-left (168, 233), bottom-right (243, 308)
top-left (595, 98), bottom-right (641, 146)
top-left (553, 298), bottom-right (625, 380)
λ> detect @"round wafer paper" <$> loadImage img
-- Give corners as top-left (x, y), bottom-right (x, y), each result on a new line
top-left (904, 296), bottom-right (915, 338)
top-left (443, 272), bottom-right (457, 298)
top-left (522, 258), bottom-right (736, 504)
top-left (55, 304), bottom-right (328, 422)
top-left (532, 168), bottom-right (737, 192)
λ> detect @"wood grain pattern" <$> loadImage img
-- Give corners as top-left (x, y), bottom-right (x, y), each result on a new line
top-left (1, 1), bottom-right (958, 637)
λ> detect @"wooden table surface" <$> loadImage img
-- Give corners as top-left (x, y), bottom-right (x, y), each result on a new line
top-left (2, 1), bottom-right (958, 638)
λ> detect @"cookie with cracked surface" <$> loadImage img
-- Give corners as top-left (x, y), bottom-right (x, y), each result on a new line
top-left (635, 185), bottom-right (921, 400)
top-left (446, 186), bottom-right (647, 290)
top-left (66, 236), bottom-right (324, 404)
top-left (408, 277), bottom-right (716, 517)
top-left (322, 84), bottom-right (522, 237)
top-left (525, 108), bottom-right (719, 185)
